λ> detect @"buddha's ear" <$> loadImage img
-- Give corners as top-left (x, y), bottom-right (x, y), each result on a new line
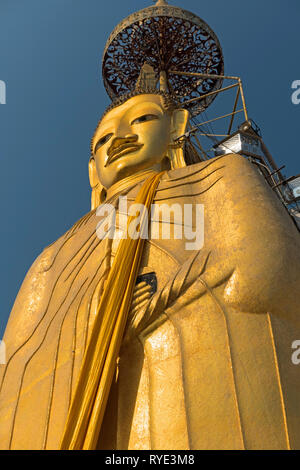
top-left (167, 108), bottom-right (190, 169)
top-left (170, 108), bottom-right (190, 142)
top-left (88, 157), bottom-right (107, 210)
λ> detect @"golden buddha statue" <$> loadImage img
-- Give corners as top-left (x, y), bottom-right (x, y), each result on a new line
top-left (1, 86), bottom-right (300, 450)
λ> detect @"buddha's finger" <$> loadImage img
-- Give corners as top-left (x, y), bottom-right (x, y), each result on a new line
top-left (135, 281), bottom-right (147, 289)
top-left (130, 298), bottom-right (150, 318)
top-left (131, 290), bottom-right (152, 308)
top-left (132, 284), bottom-right (152, 299)
top-left (132, 287), bottom-right (152, 302)
top-left (133, 281), bottom-right (148, 293)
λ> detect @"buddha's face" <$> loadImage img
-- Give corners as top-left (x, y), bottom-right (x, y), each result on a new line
top-left (92, 94), bottom-right (172, 189)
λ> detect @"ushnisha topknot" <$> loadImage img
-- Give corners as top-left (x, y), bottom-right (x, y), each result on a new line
top-left (90, 88), bottom-right (179, 156)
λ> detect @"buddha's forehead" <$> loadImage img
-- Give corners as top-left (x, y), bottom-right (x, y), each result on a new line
top-left (100, 94), bottom-right (165, 127)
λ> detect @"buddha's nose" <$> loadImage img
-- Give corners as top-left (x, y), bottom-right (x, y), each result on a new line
top-left (108, 134), bottom-right (138, 156)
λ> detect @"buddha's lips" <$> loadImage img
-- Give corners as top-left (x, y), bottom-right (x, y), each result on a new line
top-left (105, 143), bottom-right (144, 166)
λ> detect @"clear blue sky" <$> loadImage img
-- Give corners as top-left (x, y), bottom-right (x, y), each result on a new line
top-left (0, 0), bottom-right (299, 336)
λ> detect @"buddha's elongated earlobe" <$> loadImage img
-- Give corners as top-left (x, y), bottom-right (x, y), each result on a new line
top-left (167, 108), bottom-right (190, 169)
top-left (89, 157), bottom-right (107, 210)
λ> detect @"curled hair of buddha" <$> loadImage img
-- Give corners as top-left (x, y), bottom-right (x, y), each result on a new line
top-left (103, 87), bottom-right (177, 118)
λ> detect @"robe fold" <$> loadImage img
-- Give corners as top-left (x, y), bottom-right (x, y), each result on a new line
top-left (1, 154), bottom-right (300, 449)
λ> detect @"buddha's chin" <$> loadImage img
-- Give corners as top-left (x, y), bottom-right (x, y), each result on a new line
top-left (106, 160), bottom-right (160, 187)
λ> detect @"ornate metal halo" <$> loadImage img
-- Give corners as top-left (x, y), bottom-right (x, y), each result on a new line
top-left (102, 1), bottom-right (224, 116)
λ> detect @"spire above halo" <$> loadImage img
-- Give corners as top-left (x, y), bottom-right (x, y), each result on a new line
top-left (154, 0), bottom-right (168, 5)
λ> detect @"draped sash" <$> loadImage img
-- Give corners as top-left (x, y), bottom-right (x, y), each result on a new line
top-left (60, 172), bottom-right (163, 450)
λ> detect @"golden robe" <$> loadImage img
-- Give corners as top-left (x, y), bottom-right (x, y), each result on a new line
top-left (1, 154), bottom-right (300, 450)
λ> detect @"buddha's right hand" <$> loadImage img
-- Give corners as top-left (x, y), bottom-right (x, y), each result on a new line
top-left (123, 281), bottom-right (153, 342)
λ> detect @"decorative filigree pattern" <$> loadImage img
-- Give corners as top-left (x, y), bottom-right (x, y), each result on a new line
top-left (102, 4), bottom-right (224, 116)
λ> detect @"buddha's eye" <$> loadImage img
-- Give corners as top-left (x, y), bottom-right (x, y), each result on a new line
top-left (94, 133), bottom-right (113, 153)
top-left (131, 114), bottom-right (158, 125)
